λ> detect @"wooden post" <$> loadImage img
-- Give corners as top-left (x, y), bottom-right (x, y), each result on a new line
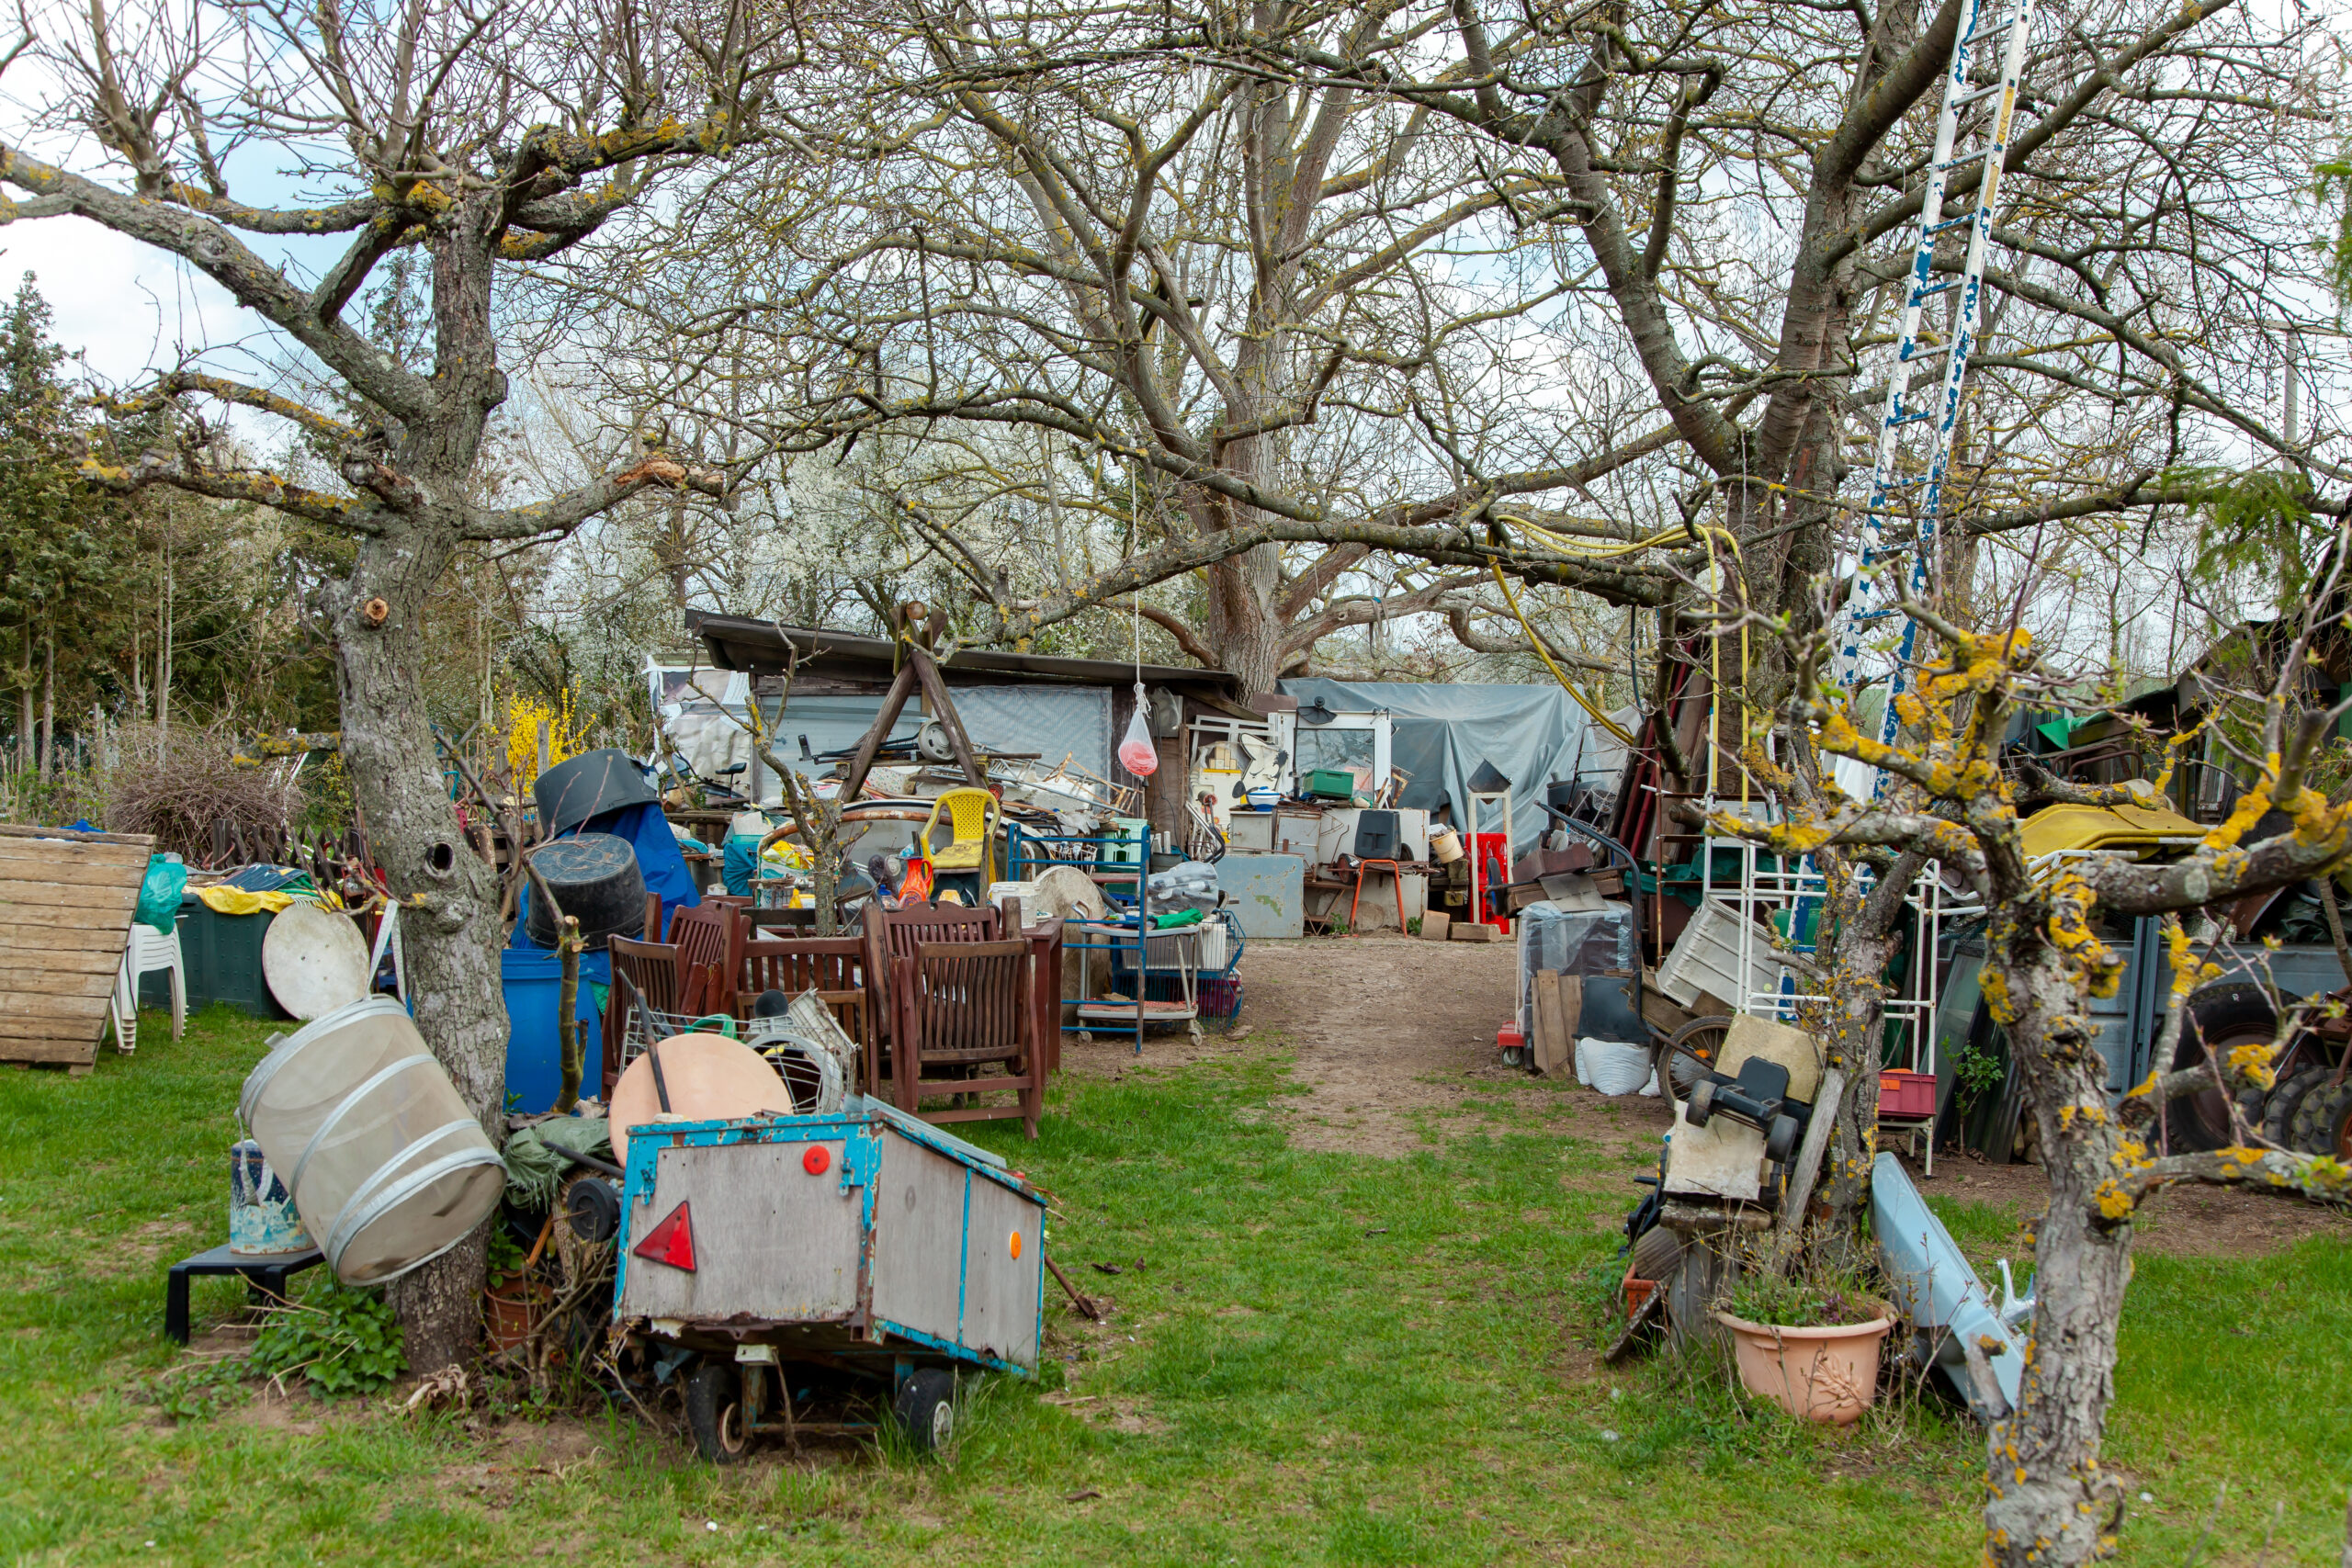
top-left (556, 915), bottom-right (583, 1112)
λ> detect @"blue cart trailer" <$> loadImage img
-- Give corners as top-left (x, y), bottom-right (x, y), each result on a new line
top-left (609, 1095), bottom-right (1045, 1460)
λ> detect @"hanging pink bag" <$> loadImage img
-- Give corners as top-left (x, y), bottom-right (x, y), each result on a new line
top-left (1118, 683), bottom-right (1159, 776)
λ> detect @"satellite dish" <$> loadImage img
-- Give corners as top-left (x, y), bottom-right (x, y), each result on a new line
top-left (1298, 696), bottom-right (1338, 727)
top-left (261, 901), bottom-right (374, 1020)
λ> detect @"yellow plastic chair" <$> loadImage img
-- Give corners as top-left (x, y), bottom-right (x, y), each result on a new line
top-left (920, 787), bottom-right (1001, 885)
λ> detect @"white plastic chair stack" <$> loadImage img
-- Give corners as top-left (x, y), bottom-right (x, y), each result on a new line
top-left (112, 922), bottom-right (187, 1054)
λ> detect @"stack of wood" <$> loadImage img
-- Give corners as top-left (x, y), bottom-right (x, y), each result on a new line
top-left (0, 823), bottom-right (156, 1074)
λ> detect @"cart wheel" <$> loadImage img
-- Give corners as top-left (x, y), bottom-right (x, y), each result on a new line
top-left (1500, 1045), bottom-right (1527, 1069)
top-left (1655, 1016), bottom-right (1731, 1102)
top-left (893, 1368), bottom-right (956, 1453)
top-left (685, 1360), bottom-right (752, 1464)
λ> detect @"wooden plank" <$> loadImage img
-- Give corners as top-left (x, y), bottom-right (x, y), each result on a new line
top-left (1558, 974), bottom-right (1584, 1053)
top-left (0, 986), bottom-right (119, 1014)
top-left (0, 1037), bottom-right (103, 1066)
top-left (0, 822), bottom-right (154, 849)
top-left (0, 944), bottom-right (129, 976)
top-left (0, 1011), bottom-right (110, 1039)
top-left (0, 836), bottom-right (153, 871)
top-left (1773, 1066), bottom-right (1846, 1241)
top-left (0, 879), bottom-right (144, 909)
top-left (1532, 967), bottom-right (1568, 1079)
top-left (0, 919), bottom-right (141, 950)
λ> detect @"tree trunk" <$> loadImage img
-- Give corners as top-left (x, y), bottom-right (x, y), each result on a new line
top-left (1810, 895), bottom-right (1899, 1252)
top-left (39, 625), bottom-right (53, 783)
top-left (17, 623), bottom-right (31, 776)
top-left (334, 518), bottom-right (508, 1372)
top-left (157, 541), bottom-right (172, 739)
top-left (1204, 549), bottom-right (1288, 695)
top-left (1981, 910), bottom-right (2131, 1565)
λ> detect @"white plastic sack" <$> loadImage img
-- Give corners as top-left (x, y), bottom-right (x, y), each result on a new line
top-left (1580, 1037), bottom-right (1653, 1097)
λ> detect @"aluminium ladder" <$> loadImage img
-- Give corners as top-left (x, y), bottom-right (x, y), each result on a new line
top-left (1826, 0), bottom-right (2038, 773)
top-left (1743, 0), bottom-right (2034, 1026)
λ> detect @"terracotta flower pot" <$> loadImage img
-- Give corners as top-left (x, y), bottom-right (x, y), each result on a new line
top-left (1713, 1309), bottom-right (1894, 1426)
top-left (484, 1281), bottom-right (549, 1351)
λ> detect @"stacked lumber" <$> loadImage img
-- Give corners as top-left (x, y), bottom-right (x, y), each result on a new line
top-left (0, 823), bottom-right (154, 1072)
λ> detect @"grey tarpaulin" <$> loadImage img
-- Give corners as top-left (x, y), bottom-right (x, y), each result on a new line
top-left (1516, 900), bottom-right (1641, 1043)
top-left (1278, 679), bottom-right (1610, 853)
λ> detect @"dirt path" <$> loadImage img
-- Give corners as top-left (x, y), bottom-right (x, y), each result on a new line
top-left (1065, 934), bottom-right (2349, 1257)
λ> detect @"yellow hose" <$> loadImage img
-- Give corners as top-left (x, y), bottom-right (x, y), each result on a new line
top-left (1486, 558), bottom-right (1641, 747)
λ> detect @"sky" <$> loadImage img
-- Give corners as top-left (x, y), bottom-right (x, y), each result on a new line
top-left (0, 213), bottom-right (250, 388)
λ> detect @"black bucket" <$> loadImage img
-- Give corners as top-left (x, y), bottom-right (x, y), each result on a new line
top-left (524, 832), bottom-right (647, 951)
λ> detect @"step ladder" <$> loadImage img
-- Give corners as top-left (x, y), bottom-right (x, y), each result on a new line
top-left (1826, 0), bottom-right (2038, 781)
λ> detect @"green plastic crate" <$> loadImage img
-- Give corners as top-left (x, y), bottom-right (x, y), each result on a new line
top-left (1306, 769), bottom-right (1356, 800)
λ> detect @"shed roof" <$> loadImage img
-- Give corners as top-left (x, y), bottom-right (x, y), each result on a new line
top-left (684, 610), bottom-right (1245, 699)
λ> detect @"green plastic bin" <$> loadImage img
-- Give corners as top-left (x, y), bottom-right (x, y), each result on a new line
top-left (140, 897), bottom-right (291, 1019)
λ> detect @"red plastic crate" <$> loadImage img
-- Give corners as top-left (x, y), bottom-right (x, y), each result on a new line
top-left (1497, 1021), bottom-right (1525, 1053)
top-left (1879, 1069), bottom-right (1937, 1119)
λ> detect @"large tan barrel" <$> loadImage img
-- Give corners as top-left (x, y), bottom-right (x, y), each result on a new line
top-left (239, 997), bottom-right (504, 1286)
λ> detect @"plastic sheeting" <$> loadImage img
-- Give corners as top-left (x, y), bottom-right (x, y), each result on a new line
top-left (664, 684), bottom-right (1113, 806)
top-left (1516, 900), bottom-right (1641, 1043)
top-left (1278, 679), bottom-right (1611, 853)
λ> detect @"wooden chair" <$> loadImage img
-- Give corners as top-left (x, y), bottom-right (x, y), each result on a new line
top-left (898, 938), bottom-right (1042, 1137)
top-left (668, 901), bottom-right (741, 1018)
top-left (739, 933), bottom-right (873, 1089)
top-left (603, 934), bottom-right (684, 1098)
top-left (861, 900), bottom-right (1002, 1113)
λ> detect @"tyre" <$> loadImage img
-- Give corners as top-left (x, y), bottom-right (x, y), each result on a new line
top-left (2264, 1066), bottom-right (2330, 1150)
top-left (1764, 1113), bottom-right (1800, 1165)
top-left (893, 1367), bottom-right (956, 1453)
top-left (1500, 1045), bottom-right (1527, 1069)
top-left (2291, 1077), bottom-right (2352, 1158)
top-left (685, 1360), bottom-right (751, 1464)
top-left (1686, 1080), bottom-right (1718, 1127)
top-left (1629, 1222), bottom-right (1684, 1282)
top-left (1656, 1017), bottom-right (1731, 1100)
top-left (2173, 985), bottom-right (2292, 1152)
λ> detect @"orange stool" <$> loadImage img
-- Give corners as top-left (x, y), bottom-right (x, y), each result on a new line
top-left (1349, 859), bottom-right (1408, 934)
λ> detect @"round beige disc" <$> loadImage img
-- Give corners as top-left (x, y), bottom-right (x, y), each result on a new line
top-left (260, 900), bottom-right (374, 1020)
top-left (608, 1032), bottom-right (791, 1167)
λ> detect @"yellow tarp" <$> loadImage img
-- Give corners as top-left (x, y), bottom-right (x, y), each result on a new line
top-left (191, 886), bottom-right (345, 917)
top-left (2018, 801), bottom-right (2204, 862)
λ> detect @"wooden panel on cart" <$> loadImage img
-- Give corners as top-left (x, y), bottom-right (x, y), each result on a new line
top-left (0, 823), bottom-right (153, 1069)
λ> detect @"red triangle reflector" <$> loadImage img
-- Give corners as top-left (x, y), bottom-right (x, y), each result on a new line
top-left (632, 1201), bottom-right (696, 1272)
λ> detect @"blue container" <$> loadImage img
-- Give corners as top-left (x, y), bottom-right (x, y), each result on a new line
top-left (502, 947), bottom-right (609, 1113)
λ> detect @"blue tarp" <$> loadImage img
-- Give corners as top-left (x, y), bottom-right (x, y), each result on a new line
top-left (510, 799), bottom-right (700, 949)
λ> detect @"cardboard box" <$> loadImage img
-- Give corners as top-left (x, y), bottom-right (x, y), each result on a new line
top-left (1419, 911), bottom-right (1451, 941)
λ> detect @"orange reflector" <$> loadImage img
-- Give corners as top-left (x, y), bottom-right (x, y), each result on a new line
top-left (633, 1201), bottom-right (696, 1271)
top-left (1009, 1230), bottom-right (1023, 1259)
top-left (803, 1145), bottom-right (831, 1176)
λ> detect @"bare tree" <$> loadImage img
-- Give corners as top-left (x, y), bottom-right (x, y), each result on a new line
top-left (0, 0), bottom-right (800, 1366)
top-left (561, 0), bottom-right (1713, 691)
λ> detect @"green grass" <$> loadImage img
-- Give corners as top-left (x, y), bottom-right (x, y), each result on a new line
top-left (1, 1008), bottom-right (2346, 1564)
